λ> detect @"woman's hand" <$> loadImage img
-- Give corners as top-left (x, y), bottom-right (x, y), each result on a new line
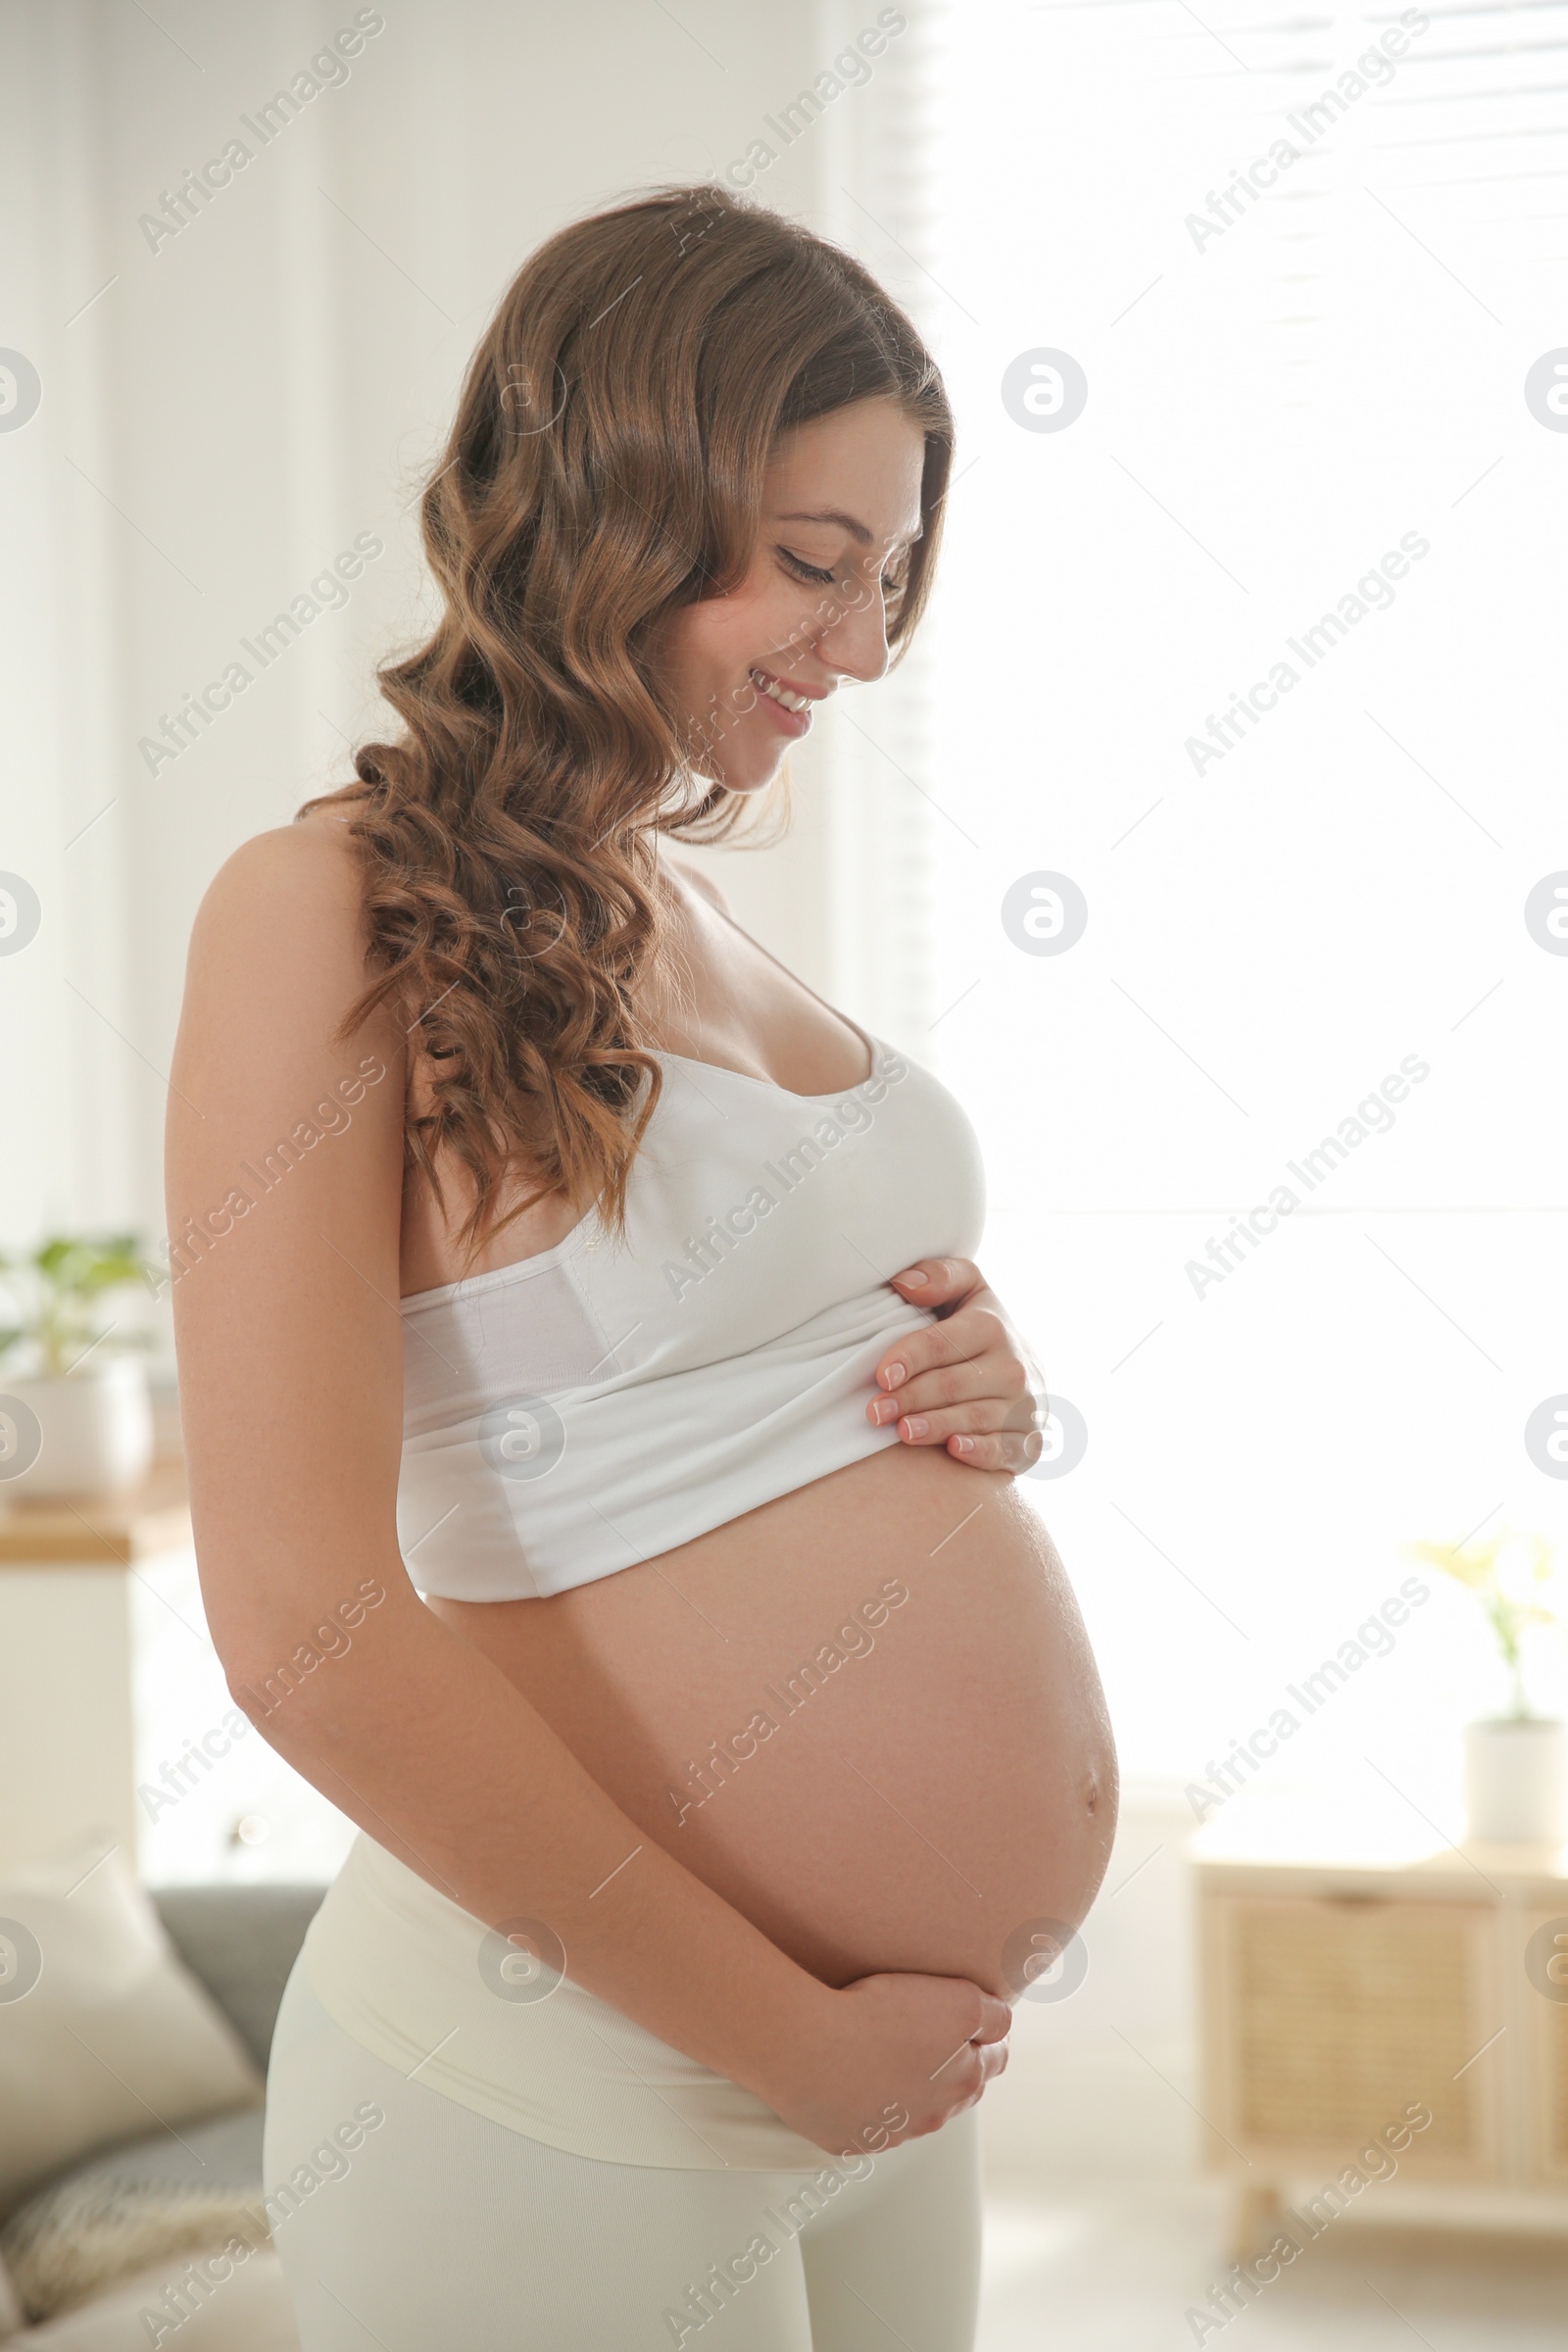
top-left (867, 1257), bottom-right (1044, 1475)
top-left (765, 1972), bottom-right (1012, 2157)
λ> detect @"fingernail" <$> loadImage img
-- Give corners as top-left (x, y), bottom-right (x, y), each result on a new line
top-left (883, 1361), bottom-right (906, 1389)
top-left (952, 1436), bottom-right (975, 1455)
top-left (899, 1270), bottom-right (930, 1289)
top-left (903, 1416), bottom-right (929, 1440)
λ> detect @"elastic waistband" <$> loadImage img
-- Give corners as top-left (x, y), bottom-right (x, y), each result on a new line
top-left (299, 1834), bottom-right (829, 2173)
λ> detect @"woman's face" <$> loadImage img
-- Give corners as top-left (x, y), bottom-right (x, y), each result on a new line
top-left (656, 395), bottom-right (928, 795)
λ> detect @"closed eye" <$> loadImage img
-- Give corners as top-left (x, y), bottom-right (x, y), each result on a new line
top-left (781, 548), bottom-right (913, 599)
top-left (779, 548), bottom-right (837, 586)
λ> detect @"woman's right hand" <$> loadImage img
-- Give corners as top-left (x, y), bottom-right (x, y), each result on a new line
top-left (765, 1971), bottom-right (1012, 2159)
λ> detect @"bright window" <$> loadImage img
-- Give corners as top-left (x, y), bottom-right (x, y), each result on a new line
top-left (872, 0), bottom-right (1568, 1805)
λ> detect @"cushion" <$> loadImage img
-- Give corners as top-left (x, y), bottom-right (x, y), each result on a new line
top-left (0, 1835), bottom-right (263, 2222)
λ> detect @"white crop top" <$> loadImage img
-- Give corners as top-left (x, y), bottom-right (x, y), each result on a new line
top-left (395, 1032), bottom-right (986, 1600)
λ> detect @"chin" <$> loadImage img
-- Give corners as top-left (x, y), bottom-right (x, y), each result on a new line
top-left (695, 746), bottom-right (786, 798)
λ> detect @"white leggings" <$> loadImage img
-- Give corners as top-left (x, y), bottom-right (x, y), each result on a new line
top-left (263, 1963), bottom-right (982, 2351)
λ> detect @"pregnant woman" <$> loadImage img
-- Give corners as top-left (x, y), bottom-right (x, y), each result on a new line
top-left (167, 184), bottom-right (1115, 2350)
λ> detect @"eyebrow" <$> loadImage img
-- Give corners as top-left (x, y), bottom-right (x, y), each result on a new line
top-left (776, 508), bottom-right (923, 549)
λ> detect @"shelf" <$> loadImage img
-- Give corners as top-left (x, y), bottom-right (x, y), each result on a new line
top-left (0, 1459), bottom-right (191, 1567)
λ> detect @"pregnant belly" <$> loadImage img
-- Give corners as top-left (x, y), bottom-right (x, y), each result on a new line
top-left (423, 1445), bottom-right (1118, 2001)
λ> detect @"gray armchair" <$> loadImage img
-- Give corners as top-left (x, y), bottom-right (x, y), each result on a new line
top-left (150, 1887), bottom-right (327, 2080)
top-left (0, 1886), bottom-right (325, 2351)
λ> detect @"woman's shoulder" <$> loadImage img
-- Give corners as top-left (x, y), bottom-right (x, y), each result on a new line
top-left (180, 800), bottom-right (396, 1064)
top-left (191, 803), bottom-right (368, 967)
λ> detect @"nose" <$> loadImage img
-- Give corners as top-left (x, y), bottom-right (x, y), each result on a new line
top-left (810, 571), bottom-right (893, 687)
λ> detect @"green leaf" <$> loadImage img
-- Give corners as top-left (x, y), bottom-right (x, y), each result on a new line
top-left (0, 1232), bottom-right (150, 1353)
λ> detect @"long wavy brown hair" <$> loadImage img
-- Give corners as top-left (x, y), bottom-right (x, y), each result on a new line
top-left (305, 181), bottom-right (953, 1250)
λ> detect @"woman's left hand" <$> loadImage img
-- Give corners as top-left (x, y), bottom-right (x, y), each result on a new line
top-left (866, 1257), bottom-right (1045, 1475)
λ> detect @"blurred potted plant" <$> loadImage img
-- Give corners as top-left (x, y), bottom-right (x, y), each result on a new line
top-left (0, 1235), bottom-right (155, 1502)
top-left (1409, 1530), bottom-right (1564, 1845)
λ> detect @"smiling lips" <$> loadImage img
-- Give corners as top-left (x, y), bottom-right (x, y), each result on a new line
top-left (749, 665), bottom-right (827, 736)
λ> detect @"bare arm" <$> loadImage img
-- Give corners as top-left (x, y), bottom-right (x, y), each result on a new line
top-left (166, 820), bottom-right (1006, 2150)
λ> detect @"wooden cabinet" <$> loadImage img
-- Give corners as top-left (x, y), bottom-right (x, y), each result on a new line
top-left (1524, 1910), bottom-right (1568, 2184)
top-left (1193, 1838), bottom-right (1568, 2255)
top-left (0, 1464), bottom-right (190, 1874)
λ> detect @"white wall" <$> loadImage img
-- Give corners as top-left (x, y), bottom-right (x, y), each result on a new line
top-left (0, 0), bottom-right (948, 1844)
top-left (0, 0), bottom-right (934, 1268)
